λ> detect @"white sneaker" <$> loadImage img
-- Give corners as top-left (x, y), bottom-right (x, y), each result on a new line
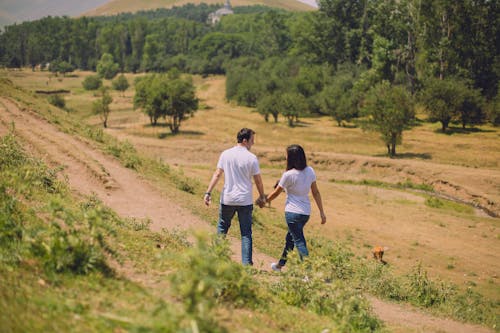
top-left (271, 262), bottom-right (282, 272)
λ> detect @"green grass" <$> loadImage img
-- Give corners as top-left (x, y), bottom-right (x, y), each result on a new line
top-left (1, 72), bottom-right (499, 332)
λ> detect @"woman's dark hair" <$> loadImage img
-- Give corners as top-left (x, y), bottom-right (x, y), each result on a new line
top-left (286, 144), bottom-right (307, 171)
top-left (237, 128), bottom-right (255, 143)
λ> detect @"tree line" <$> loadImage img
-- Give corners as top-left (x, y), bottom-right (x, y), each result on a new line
top-left (0, 0), bottom-right (498, 156)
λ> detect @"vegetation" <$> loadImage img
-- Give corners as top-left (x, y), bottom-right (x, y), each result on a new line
top-left (82, 75), bottom-right (103, 91)
top-left (92, 87), bottom-right (113, 128)
top-left (0, 0), bottom-right (498, 330)
top-left (362, 81), bottom-right (415, 157)
top-left (134, 72), bottom-right (198, 133)
top-left (112, 74), bottom-right (129, 95)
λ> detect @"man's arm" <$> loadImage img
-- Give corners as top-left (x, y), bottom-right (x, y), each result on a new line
top-left (204, 168), bottom-right (223, 206)
top-left (253, 174), bottom-right (266, 207)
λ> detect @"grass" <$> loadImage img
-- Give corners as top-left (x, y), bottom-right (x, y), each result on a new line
top-left (1, 69), bottom-right (499, 331)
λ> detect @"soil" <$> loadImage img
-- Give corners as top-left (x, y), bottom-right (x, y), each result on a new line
top-left (0, 96), bottom-right (495, 333)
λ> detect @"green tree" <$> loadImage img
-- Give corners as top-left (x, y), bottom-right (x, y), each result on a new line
top-left (257, 94), bottom-right (280, 123)
top-left (92, 88), bottom-right (113, 128)
top-left (112, 74), bottom-right (129, 96)
top-left (318, 79), bottom-right (356, 126)
top-left (96, 53), bottom-right (119, 80)
top-left (82, 75), bottom-right (103, 91)
top-left (362, 81), bottom-right (414, 157)
top-left (419, 78), bottom-right (472, 132)
top-left (134, 74), bottom-right (198, 133)
top-left (279, 93), bottom-right (308, 127)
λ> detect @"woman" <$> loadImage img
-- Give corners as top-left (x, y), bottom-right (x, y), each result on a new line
top-left (265, 144), bottom-right (326, 272)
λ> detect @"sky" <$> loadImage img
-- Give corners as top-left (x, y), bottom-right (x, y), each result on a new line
top-left (0, 0), bottom-right (108, 27)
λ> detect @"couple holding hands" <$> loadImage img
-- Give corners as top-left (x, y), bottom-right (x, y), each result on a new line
top-left (204, 128), bottom-right (326, 271)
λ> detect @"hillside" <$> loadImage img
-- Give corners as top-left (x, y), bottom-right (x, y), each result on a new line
top-left (1, 70), bottom-right (498, 333)
top-left (82, 0), bottom-right (315, 16)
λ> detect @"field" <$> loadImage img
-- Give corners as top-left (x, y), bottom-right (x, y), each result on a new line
top-left (1, 68), bottom-right (499, 332)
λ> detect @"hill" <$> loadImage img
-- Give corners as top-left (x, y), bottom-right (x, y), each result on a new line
top-left (0, 70), bottom-right (497, 333)
top-left (82, 0), bottom-right (315, 16)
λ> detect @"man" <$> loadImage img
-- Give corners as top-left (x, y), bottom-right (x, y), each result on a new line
top-left (204, 128), bottom-right (266, 265)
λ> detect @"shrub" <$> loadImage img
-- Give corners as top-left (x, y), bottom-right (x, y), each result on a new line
top-left (82, 75), bottom-right (103, 91)
top-left (47, 94), bottom-right (65, 108)
top-left (170, 235), bottom-right (259, 332)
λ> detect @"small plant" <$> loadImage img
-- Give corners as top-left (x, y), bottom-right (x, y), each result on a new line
top-left (170, 235), bottom-right (259, 332)
top-left (47, 94), bottom-right (65, 108)
top-left (425, 197), bottom-right (444, 208)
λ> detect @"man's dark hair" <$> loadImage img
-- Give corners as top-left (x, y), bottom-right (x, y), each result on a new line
top-left (286, 144), bottom-right (307, 171)
top-left (237, 128), bottom-right (255, 143)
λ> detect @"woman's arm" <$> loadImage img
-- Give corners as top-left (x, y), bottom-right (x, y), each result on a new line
top-left (311, 181), bottom-right (326, 224)
top-left (266, 185), bottom-right (283, 203)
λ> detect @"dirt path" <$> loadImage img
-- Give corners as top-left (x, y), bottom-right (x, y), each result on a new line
top-left (0, 97), bottom-right (493, 333)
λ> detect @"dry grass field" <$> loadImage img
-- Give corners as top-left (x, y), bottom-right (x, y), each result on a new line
top-left (4, 69), bottom-right (500, 305)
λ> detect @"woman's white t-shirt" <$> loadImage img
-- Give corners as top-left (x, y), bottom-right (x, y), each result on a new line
top-left (278, 166), bottom-right (316, 215)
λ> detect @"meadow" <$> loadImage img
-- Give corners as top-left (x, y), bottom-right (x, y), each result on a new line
top-left (1, 68), bottom-right (499, 332)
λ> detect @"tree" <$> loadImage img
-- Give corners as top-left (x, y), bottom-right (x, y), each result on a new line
top-left (362, 81), bottom-right (414, 157)
top-left (134, 73), bottom-right (198, 133)
top-left (112, 74), bottom-right (129, 96)
top-left (82, 75), bottom-right (103, 91)
top-left (318, 79), bottom-right (356, 126)
top-left (257, 94), bottom-right (280, 123)
top-left (165, 76), bottom-right (198, 134)
top-left (422, 78), bottom-right (485, 130)
top-left (96, 53), bottom-right (119, 80)
top-left (279, 93), bottom-right (308, 127)
top-left (93, 88), bottom-right (113, 128)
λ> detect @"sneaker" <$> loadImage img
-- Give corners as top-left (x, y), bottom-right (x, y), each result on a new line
top-left (271, 262), bottom-right (282, 272)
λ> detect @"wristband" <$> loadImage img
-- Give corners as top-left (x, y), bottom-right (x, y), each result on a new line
top-left (204, 192), bottom-right (211, 196)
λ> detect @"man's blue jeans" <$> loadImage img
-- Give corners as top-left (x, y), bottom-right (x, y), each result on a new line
top-left (217, 204), bottom-right (254, 265)
top-left (278, 212), bottom-right (310, 267)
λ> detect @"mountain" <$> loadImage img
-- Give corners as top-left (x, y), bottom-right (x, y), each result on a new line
top-left (0, 0), bottom-right (108, 28)
top-left (82, 0), bottom-right (316, 17)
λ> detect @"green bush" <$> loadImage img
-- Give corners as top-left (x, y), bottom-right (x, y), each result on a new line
top-left (82, 75), bottom-right (103, 91)
top-left (47, 94), bottom-right (66, 108)
top-left (270, 253), bottom-right (381, 332)
top-left (170, 235), bottom-right (260, 332)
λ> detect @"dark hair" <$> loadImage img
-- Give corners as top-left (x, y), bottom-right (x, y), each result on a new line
top-left (286, 144), bottom-right (307, 171)
top-left (237, 128), bottom-right (255, 143)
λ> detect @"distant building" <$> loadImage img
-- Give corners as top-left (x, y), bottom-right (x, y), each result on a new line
top-left (208, 0), bottom-right (234, 24)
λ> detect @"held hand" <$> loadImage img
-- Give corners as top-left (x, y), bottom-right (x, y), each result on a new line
top-left (255, 195), bottom-right (267, 208)
top-left (204, 193), bottom-right (211, 206)
top-left (320, 213), bottom-right (326, 224)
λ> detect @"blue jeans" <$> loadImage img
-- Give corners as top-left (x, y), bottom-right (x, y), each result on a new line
top-left (278, 212), bottom-right (310, 267)
top-left (217, 204), bottom-right (254, 265)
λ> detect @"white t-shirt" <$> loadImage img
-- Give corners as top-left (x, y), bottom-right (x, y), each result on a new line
top-left (217, 146), bottom-right (260, 206)
top-left (278, 166), bottom-right (316, 215)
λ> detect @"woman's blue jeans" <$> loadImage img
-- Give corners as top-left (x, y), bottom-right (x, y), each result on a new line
top-left (278, 212), bottom-right (310, 267)
top-left (217, 204), bottom-right (253, 265)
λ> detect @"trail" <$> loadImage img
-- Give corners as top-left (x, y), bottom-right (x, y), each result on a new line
top-left (0, 97), bottom-right (493, 333)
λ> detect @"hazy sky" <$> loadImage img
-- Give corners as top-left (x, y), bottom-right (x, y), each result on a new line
top-left (0, 0), bottom-right (107, 26)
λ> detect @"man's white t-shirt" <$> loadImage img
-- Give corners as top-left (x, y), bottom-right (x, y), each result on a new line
top-left (217, 146), bottom-right (260, 206)
top-left (278, 166), bottom-right (316, 215)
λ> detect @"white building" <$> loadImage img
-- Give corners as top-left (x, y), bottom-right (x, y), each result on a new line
top-left (208, 0), bottom-right (234, 24)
